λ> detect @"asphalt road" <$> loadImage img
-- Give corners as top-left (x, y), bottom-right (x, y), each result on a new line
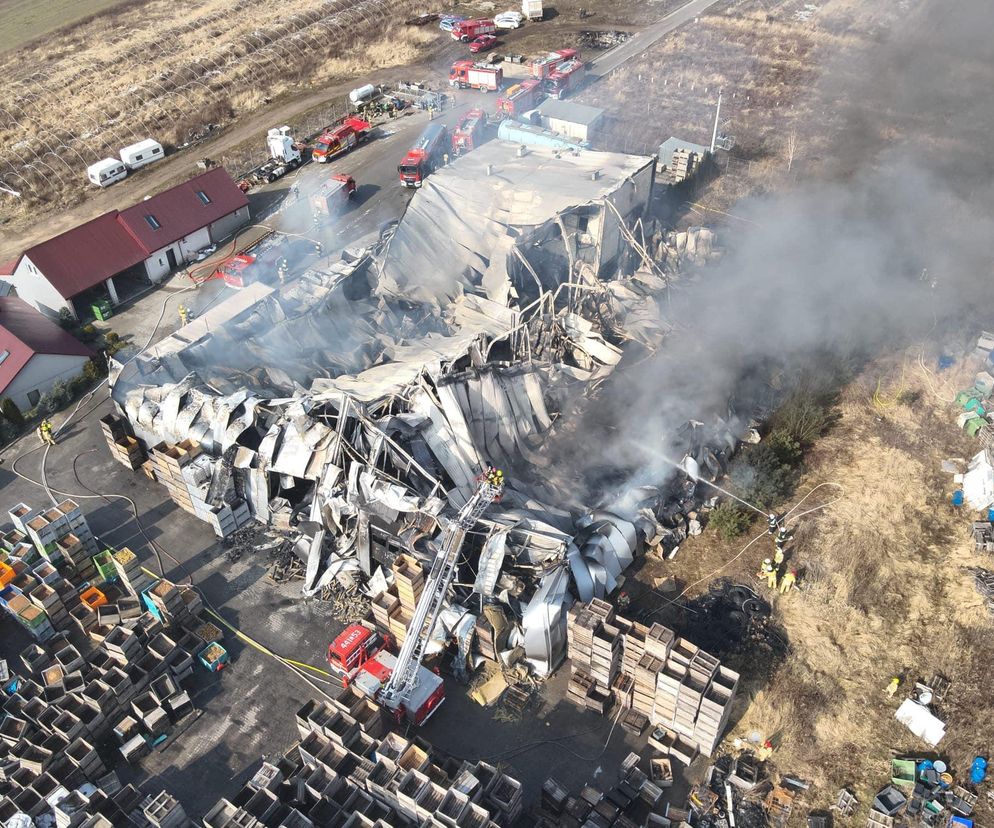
top-left (587, 0), bottom-right (726, 77)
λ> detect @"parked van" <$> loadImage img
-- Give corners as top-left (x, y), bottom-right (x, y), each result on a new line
top-left (119, 139), bottom-right (164, 170)
top-left (86, 158), bottom-right (128, 188)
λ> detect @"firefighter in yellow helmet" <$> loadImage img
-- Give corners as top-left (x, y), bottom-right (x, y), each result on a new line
top-left (779, 568), bottom-right (797, 594)
top-left (757, 558), bottom-right (777, 590)
top-left (38, 419), bottom-right (56, 446)
top-left (178, 304), bottom-right (190, 325)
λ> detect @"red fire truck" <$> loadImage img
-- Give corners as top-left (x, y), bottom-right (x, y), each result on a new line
top-left (398, 122), bottom-right (448, 188)
top-left (496, 79), bottom-right (543, 119)
top-left (309, 173), bottom-right (356, 219)
top-left (451, 108), bottom-right (487, 156)
top-left (530, 48), bottom-right (579, 79)
top-left (449, 60), bottom-right (503, 92)
top-left (327, 623), bottom-right (393, 686)
top-left (544, 58), bottom-right (586, 99)
top-left (216, 254), bottom-right (258, 289)
top-left (450, 18), bottom-right (496, 42)
top-left (328, 624), bottom-right (445, 725)
top-left (311, 117), bottom-right (372, 163)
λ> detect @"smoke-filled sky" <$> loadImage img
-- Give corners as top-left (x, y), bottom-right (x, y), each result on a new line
top-left (546, 0), bottom-right (994, 497)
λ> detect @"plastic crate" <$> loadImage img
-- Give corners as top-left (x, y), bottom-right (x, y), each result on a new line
top-left (199, 643), bottom-right (229, 673)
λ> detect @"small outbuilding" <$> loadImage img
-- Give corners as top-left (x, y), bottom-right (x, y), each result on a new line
top-left (0, 297), bottom-right (95, 410)
top-left (534, 99), bottom-right (605, 144)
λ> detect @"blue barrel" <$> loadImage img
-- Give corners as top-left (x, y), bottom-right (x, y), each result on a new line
top-left (952, 490), bottom-right (964, 506)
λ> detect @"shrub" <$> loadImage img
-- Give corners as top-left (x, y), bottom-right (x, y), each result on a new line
top-left (731, 428), bottom-right (803, 509)
top-left (105, 331), bottom-right (120, 343)
top-left (709, 502), bottom-right (751, 540)
top-left (83, 358), bottom-right (107, 381)
top-left (771, 389), bottom-right (838, 446)
top-left (79, 324), bottom-right (98, 342)
top-left (0, 397), bottom-right (24, 426)
top-left (56, 308), bottom-right (75, 330)
top-left (36, 380), bottom-right (71, 416)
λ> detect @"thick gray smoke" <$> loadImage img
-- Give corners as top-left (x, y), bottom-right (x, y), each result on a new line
top-left (548, 0), bottom-right (994, 496)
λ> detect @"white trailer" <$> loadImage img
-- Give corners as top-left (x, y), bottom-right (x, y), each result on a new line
top-left (119, 139), bottom-right (164, 170)
top-left (522, 0), bottom-right (543, 20)
top-left (86, 158), bottom-right (128, 188)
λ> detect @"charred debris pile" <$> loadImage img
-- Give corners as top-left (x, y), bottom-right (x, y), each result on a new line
top-left (106, 142), bottom-right (746, 678)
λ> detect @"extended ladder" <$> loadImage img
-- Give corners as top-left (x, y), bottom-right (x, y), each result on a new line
top-left (379, 478), bottom-right (503, 710)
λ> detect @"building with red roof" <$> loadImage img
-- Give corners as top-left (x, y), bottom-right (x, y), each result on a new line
top-left (0, 297), bottom-right (96, 410)
top-left (6, 168), bottom-right (249, 320)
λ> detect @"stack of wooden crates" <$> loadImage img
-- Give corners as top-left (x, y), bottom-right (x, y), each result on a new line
top-left (101, 413), bottom-right (147, 471)
top-left (565, 598), bottom-right (738, 758)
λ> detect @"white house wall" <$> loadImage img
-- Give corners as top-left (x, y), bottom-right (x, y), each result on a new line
top-left (144, 226), bottom-right (212, 282)
top-left (209, 206), bottom-right (250, 243)
top-left (3, 353), bottom-right (90, 410)
top-left (7, 256), bottom-right (72, 319)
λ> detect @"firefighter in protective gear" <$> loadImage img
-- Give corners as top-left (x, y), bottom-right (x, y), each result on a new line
top-left (885, 677), bottom-right (901, 697)
top-left (38, 419), bottom-right (56, 446)
top-left (779, 568), bottom-right (797, 594)
top-left (277, 257), bottom-right (289, 286)
top-left (178, 304), bottom-right (190, 325)
top-left (314, 241), bottom-right (323, 256)
top-left (767, 513), bottom-right (779, 536)
top-left (773, 544), bottom-right (785, 566)
top-left (758, 558), bottom-right (777, 589)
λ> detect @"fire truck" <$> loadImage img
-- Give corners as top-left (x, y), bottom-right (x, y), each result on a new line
top-left (451, 109), bottom-right (487, 156)
top-left (216, 254), bottom-right (258, 289)
top-left (309, 173), bottom-right (356, 219)
top-left (327, 624), bottom-right (393, 686)
top-left (327, 477), bottom-right (503, 725)
top-left (530, 48), bottom-right (579, 79)
top-left (544, 58), bottom-right (586, 99)
top-left (449, 60), bottom-right (503, 92)
top-left (450, 18), bottom-right (496, 41)
top-left (398, 123), bottom-right (448, 188)
top-left (496, 79), bottom-right (543, 119)
top-left (311, 117), bottom-right (372, 163)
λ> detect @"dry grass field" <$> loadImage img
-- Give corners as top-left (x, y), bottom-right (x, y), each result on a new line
top-left (0, 0), bottom-right (429, 218)
top-left (577, 0), bottom-right (891, 207)
top-left (638, 350), bottom-right (994, 813)
top-left (0, 0), bottom-right (132, 54)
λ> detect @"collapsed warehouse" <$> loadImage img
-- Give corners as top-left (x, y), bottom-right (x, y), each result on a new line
top-left (108, 141), bottom-right (731, 678)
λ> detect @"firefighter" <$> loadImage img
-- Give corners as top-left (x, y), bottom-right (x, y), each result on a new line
top-left (314, 241), bottom-right (323, 256)
top-left (277, 256), bottom-right (289, 286)
top-left (290, 182), bottom-right (300, 202)
top-left (773, 544), bottom-right (785, 567)
top-left (617, 591), bottom-right (630, 611)
top-left (885, 677), bottom-right (901, 697)
top-left (177, 304), bottom-right (190, 325)
top-left (443, 153), bottom-right (450, 166)
top-left (757, 558), bottom-right (777, 590)
top-left (38, 419), bottom-right (56, 446)
top-left (779, 568), bottom-right (797, 594)
top-left (767, 512), bottom-right (779, 536)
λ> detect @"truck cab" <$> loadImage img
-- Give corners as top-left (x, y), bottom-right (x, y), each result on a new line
top-left (399, 123), bottom-right (449, 187)
top-left (327, 623), bottom-right (392, 685)
top-left (351, 651), bottom-right (446, 725)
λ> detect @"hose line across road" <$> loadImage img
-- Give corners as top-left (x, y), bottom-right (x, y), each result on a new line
top-left (586, 0), bottom-right (727, 79)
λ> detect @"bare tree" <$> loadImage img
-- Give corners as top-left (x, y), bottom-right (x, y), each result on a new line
top-left (785, 129), bottom-right (798, 173)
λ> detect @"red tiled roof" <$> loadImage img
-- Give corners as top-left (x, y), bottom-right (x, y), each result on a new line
top-left (22, 212), bottom-right (147, 300)
top-left (117, 168), bottom-right (248, 252)
top-left (0, 259), bottom-right (17, 277)
top-left (0, 297), bottom-right (96, 394)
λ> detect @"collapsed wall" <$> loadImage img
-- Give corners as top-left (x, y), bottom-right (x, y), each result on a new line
top-left (107, 142), bottom-right (732, 676)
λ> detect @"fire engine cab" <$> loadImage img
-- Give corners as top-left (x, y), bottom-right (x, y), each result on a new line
top-left (327, 623), bottom-right (391, 685)
top-left (398, 122), bottom-right (449, 188)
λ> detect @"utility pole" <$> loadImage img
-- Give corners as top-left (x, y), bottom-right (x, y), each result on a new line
top-left (710, 89), bottom-right (723, 154)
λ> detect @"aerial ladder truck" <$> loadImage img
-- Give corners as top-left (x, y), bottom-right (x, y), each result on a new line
top-left (330, 472), bottom-right (505, 724)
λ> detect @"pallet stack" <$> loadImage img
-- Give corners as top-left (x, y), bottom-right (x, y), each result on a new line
top-left (148, 440), bottom-right (207, 518)
top-left (203, 695), bottom-right (523, 827)
top-left (390, 554), bottom-right (424, 647)
top-left (101, 414), bottom-right (148, 472)
top-left (565, 598), bottom-right (738, 757)
top-left (111, 547), bottom-right (155, 597)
